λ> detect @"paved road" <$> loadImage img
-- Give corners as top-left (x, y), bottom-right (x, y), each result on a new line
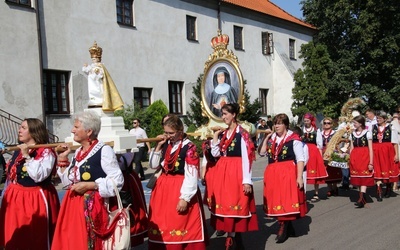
top-left (130, 156), bottom-right (400, 250)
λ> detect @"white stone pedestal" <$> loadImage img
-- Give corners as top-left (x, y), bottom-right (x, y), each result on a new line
top-left (65, 108), bottom-right (138, 154)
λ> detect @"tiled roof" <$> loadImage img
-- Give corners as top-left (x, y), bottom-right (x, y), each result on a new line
top-left (222, 0), bottom-right (315, 29)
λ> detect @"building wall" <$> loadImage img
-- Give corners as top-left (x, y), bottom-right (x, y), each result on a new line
top-left (0, 2), bottom-right (44, 121)
top-left (0, 0), bottom-right (314, 141)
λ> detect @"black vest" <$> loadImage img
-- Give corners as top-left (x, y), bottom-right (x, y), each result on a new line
top-left (10, 149), bottom-right (54, 187)
top-left (69, 146), bottom-right (107, 181)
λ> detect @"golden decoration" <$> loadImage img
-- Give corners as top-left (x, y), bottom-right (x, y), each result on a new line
top-left (82, 172), bottom-right (91, 180)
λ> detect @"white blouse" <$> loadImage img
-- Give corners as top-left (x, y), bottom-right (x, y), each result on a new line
top-left (57, 141), bottom-right (124, 198)
top-left (210, 126), bottom-right (253, 185)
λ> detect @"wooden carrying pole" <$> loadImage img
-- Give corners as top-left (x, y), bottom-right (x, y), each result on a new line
top-left (4, 129), bottom-right (271, 152)
top-left (5, 141), bottom-right (114, 153)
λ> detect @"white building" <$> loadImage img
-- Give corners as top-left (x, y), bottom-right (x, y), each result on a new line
top-left (0, 0), bottom-right (315, 140)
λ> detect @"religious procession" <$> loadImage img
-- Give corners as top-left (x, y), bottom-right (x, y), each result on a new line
top-left (2, 1), bottom-right (399, 250)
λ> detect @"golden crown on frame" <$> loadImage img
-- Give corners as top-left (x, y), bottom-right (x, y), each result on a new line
top-left (210, 30), bottom-right (229, 50)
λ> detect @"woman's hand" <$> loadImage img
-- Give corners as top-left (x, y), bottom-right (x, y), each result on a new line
top-left (176, 199), bottom-right (188, 213)
top-left (56, 144), bottom-right (71, 159)
top-left (394, 155), bottom-right (399, 163)
top-left (70, 182), bottom-right (93, 195)
top-left (243, 184), bottom-right (252, 195)
top-left (297, 176), bottom-right (304, 189)
top-left (17, 144), bottom-right (30, 158)
top-left (155, 134), bottom-right (168, 151)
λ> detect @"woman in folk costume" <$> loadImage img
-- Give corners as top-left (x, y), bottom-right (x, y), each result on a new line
top-left (148, 114), bottom-right (208, 250)
top-left (302, 113), bottom-right (328, 202)
top-left (0, 118), bottom-right (60, 250)
top-left (349, 115), bottom-right (374, 208)
top-left (209, 103), bottom-right (258, 249)
top-left (51, 111), bottom-right (124, 250)
top-left (259, 113), bottom-right (307, 244)
top-left (117, 152), bottom-right (148, 247)
top-left (371, 111), bottom-right (399, 201)
top-left (201, 140), bottom-right (226, 238)
top-left (321, 117), bottom-right (342, 196)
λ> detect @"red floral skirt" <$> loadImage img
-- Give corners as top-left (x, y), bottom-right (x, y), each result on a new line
top-left (264, 160), bottom-right (307, 220)
top-left (207, 157), bottom-right (258, 232)
top-left (0, 183), bottom-right (59, 250)
top-left (349, 147), bottom-right (374, 186)
top-left (148, 174), bottom-right (207, 249)
top-left (306, 143), bottom-right (328, 184)
top-left (373, 142), bottom-right (399, 183)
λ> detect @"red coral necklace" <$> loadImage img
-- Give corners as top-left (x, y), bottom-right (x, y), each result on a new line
top-left (271, 132), bottom-right (287, 161)
top-left (75, 140), bottom-right (98, 162)
top-left (163, 141), bottom-right (183, 172)
top-left (219, 125), bottom-right (237, 154)
top-left (322, 129), bottom-right (332, 144)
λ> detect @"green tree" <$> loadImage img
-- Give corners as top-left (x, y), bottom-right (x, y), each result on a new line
top-left (115, 99), bottom-right (169, 146)
top-left (184, 74), bottom-right (209, 128)
top-left (238, 80), bottom-right (262, 124)
top-left (114, 100), bottom-right (145, 130)
top-left (297, 0), bottom-right (400, 116)
top-left (140, 100), bottom-right (169, 139)
top-left (291, 42), bottom-right (330, 117)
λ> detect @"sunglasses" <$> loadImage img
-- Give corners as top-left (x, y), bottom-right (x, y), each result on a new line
top-left (133, 122), bottom-right (138, 124)
top-left (323, 122), bottom-right (332, 125)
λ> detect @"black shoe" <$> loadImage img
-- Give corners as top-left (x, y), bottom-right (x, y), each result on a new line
top-left (384, 184), bottom-right (392, 198)
top-left (376, 185), bottom-right (383, 202)
top-left (216, 230), bottom-right (226, 237)
top-left (354, 192), bottom-right (366, 208)
top-left (276, 221), bottom-right (289, 243)
top-left (235, 233), bottom-right (245, 250)
top-left (287, 221), bottom-right (296, 237)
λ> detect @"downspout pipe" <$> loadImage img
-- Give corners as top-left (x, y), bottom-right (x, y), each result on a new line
top-left (35, 0), bottom-right (46, 125)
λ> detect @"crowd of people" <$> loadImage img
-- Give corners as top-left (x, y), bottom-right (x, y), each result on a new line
top-left (0, 106), bottom-right (399, 249)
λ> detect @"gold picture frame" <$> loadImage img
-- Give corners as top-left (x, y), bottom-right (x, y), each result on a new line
top-left (200, 32), bottom-right (245, 122)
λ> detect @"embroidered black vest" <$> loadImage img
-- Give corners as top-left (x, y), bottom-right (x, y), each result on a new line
top-left (69, 146), bottom-right (107, 182)
top-left (267, 140), bottom-right (296, 164)
top-left (10, 150), bottom-right (53, 187)
top-left (352, 133), bottom-right (369, 147)
top-left (322, 132), bottom-right (335, 147)
top-left (160, 140), bottom-right (193, 175)
top-left (218, 131), bottom-right (242, 157)
top-left (372, 124), bottom-right (392, 143)
top-left (302, 131), bottom-right (317, 144)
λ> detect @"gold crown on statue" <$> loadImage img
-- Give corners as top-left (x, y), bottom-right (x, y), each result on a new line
top-left (89, 41), bottom-right (103, 59)
top-left (210, 30), bottom-right (229, 50)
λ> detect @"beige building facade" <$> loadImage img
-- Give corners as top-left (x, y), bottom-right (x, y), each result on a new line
top-left (0, 0), bottom-right (315, 140)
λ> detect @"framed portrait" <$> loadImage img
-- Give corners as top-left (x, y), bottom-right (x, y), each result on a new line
top-left (201, 58), bottom-right (244, 122)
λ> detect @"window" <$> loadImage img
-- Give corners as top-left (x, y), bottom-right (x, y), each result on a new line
top-left (259, 89), bottom-right (269, 115)
top-left (134, 88), bottom-right (152, 109)
top-left (233, 26), bottom-right (243, 50)
top-left (116, 0), bottom-right (133, 26)
top-left (6, 0), bottom-right (31, 7)
top-left (186, 15), bottom-right (197, 41)
top-left (43, 70), bottom-right (70, 114)
top-left (289, 39), bottom-right (296, 59)
top-left (262, 32), bottom-right (273, 55)
top-left (168, 81), bottom-right (183, 114)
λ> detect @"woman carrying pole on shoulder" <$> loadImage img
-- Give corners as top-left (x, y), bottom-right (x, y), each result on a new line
top-left (209, 103), bottom-right (258, 249)
top-left (0, 118), bottom-right (60, 249)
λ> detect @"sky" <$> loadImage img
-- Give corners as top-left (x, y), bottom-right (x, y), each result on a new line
top-left (270, 0), bottom-right (303, 19)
